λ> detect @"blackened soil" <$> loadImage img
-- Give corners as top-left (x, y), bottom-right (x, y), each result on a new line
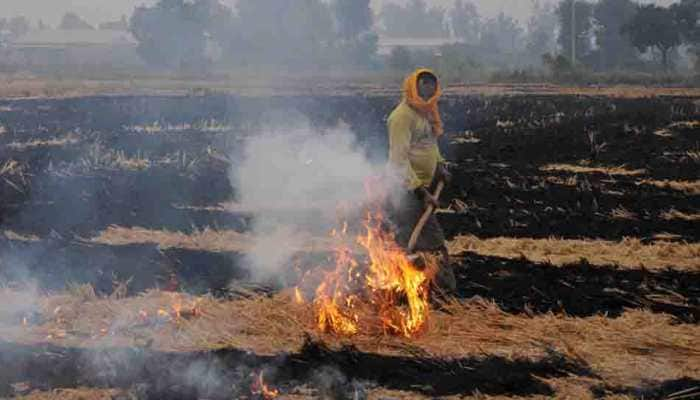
top-left (453, 253), bottom-right (700, 323)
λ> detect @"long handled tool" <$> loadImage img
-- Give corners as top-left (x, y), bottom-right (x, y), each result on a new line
top-left (407, 180), bottom-right (445, 254)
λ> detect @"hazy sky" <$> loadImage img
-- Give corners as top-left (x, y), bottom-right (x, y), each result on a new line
top-left (1, 0), bottom-right (675, 27)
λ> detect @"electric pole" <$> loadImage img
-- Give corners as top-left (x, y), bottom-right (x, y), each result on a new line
top-left (571, 0), bottom-right (577, 65)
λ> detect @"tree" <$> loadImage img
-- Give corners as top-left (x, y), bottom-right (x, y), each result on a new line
top-left (331, 0), bottom-right (378, 67)
top-left (673, 0), bottom-right (700, 45)
top-left (59, 12), bottom-right (94, 30)
top-left (480, 13), bottom-right (523, 54)
top-left (380, 0), bottom-right (448, 38)
top-left (450, 0), bottom-right (480, 45)
top-left (593, 0), bottom-right (638, 70)
top-left (334, 0), bottom-right (372, 40)
top-left (673, 0), bottom-right (700, 73)
top-left (236, 0), bottom-right (334, 67)
top-left (526, 1), bottom-right (557, 61)
top-left (623, 5), bottom-right (681, 70)
top-left (7, 16), bottom-right (31, 38)
top-left (130, 0), bottom-right (215, 70)
top-left (557, 0), bottom-right (594, 64)
top-left (543, 53), bottom-right (574, 78)
top-left (130, 0), bottom-right (375, 70)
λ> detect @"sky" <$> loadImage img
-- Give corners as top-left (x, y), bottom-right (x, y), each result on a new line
top-left (1, 0), bottom-right (676, 27)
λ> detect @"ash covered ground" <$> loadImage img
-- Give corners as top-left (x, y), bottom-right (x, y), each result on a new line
top-left (0, 91), bottom-right (699, 399)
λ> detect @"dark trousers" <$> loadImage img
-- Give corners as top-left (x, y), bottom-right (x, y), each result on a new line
top-left (390, 190), bottom-right (446, 253)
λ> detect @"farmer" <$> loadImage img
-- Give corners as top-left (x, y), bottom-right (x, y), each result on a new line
top-left (387, 68), bottom-right (456, 293)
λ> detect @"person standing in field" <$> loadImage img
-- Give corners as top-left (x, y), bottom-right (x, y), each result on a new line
top-left (386, 68), bottom-right (456, 293)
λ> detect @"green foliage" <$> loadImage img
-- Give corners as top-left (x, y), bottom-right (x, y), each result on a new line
top-left (593, 0), bottom-right (638, 70)
top-left (543, 53), bottom-right (575, 78)
top-left (130, 0), bottom-right (225, 70)
top-left (623, 5), bottom-right (682, 70)
top-left (129, 0), bottom-right (379, 71)
top-left (673, 0), bottom-right (700, 45)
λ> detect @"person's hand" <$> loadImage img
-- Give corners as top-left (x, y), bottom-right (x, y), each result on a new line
top-left (436, 163), bottom-right (452, 184)
top-left (416, 187), bottom-right (440, 208)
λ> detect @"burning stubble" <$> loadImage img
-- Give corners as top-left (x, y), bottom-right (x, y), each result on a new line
top-left (228, 120), bottom-right (437, 338)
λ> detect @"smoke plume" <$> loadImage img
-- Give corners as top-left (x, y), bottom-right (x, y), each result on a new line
top-left (229, 120), bottom-right (396, 283)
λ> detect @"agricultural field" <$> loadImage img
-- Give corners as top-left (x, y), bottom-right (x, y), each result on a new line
top-left (0, 88), bottom-right (698, 399)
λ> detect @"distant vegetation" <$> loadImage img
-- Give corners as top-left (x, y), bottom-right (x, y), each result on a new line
top-left (0, 0), bottom-right (698, 84)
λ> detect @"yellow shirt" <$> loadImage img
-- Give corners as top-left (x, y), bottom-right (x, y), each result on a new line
top-left (387, 101), bottom-right (445, 190)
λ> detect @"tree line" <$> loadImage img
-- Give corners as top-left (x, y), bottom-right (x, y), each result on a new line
top-left (2, 0), bottom-right (698, 75)
top-left (553, 0), bottom-right (699, 71)
top-left (446, 0), bottom-right (699, 72)
top-left (126, 0), bottom-right (699, 73)
top-left (0, 13), bottom-right (128, 41)
top-left (128, 0), bottom-right (377, 71)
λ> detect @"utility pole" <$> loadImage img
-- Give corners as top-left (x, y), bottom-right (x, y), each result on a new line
top-left (571, 0), bottom-right (577, 65)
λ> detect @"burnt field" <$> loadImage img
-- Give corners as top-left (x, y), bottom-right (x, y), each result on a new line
top-left (0, 91), bottom-right (699, 399)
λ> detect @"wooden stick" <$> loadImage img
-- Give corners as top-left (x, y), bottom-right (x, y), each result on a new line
top-left (407, 181), bottom-right (445, 253)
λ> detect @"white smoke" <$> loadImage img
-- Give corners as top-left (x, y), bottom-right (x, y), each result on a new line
top-left (230, 121), bottom-right (398, 283)
top-left (235, 126), bottom-right (375, 214)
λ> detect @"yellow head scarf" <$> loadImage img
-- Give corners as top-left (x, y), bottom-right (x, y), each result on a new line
top-left (402, 68), bottom-right (443, 137)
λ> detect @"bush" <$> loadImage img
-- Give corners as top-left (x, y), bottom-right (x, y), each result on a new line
top-left (542, 53), bottom-right (574, 78)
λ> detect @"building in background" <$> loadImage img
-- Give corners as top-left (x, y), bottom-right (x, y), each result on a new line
top-left (2, 28), bottom-right (144, 73)
top-left (377, 35), bottom-right (458, 56)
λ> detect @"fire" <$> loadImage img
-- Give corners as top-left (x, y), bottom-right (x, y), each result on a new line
top-left (171, 296), bottom-right (182, 319)
top-left (360, 213), bottom-right (432, 336)
top-left (310, 211), bottom-right (435, 338)
top-left (314, 228), bottom-right (362, 336)
top-left (134, 295), bottom-right (201, 327)
top-left (251, 371), bottom-right (279, 399)
top-left (294, 287), bottom-right (305, 305)
top-left (172, 295), bottom-right (202, 319)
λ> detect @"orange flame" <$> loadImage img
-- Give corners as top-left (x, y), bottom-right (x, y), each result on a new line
top-left (360, 213), bottom-right (431, 337)
top-left (311, 209), bottom-right (434, 338)
top-left (251, 371), bottom-right (279, 399)
top-left (294, 287), bottom-right (305, 305)
top-left (171, 297), bottom-right (182, 319)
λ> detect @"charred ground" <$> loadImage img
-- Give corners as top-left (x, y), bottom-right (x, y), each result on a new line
top-left (0, 91), bottom-right (698, 399)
